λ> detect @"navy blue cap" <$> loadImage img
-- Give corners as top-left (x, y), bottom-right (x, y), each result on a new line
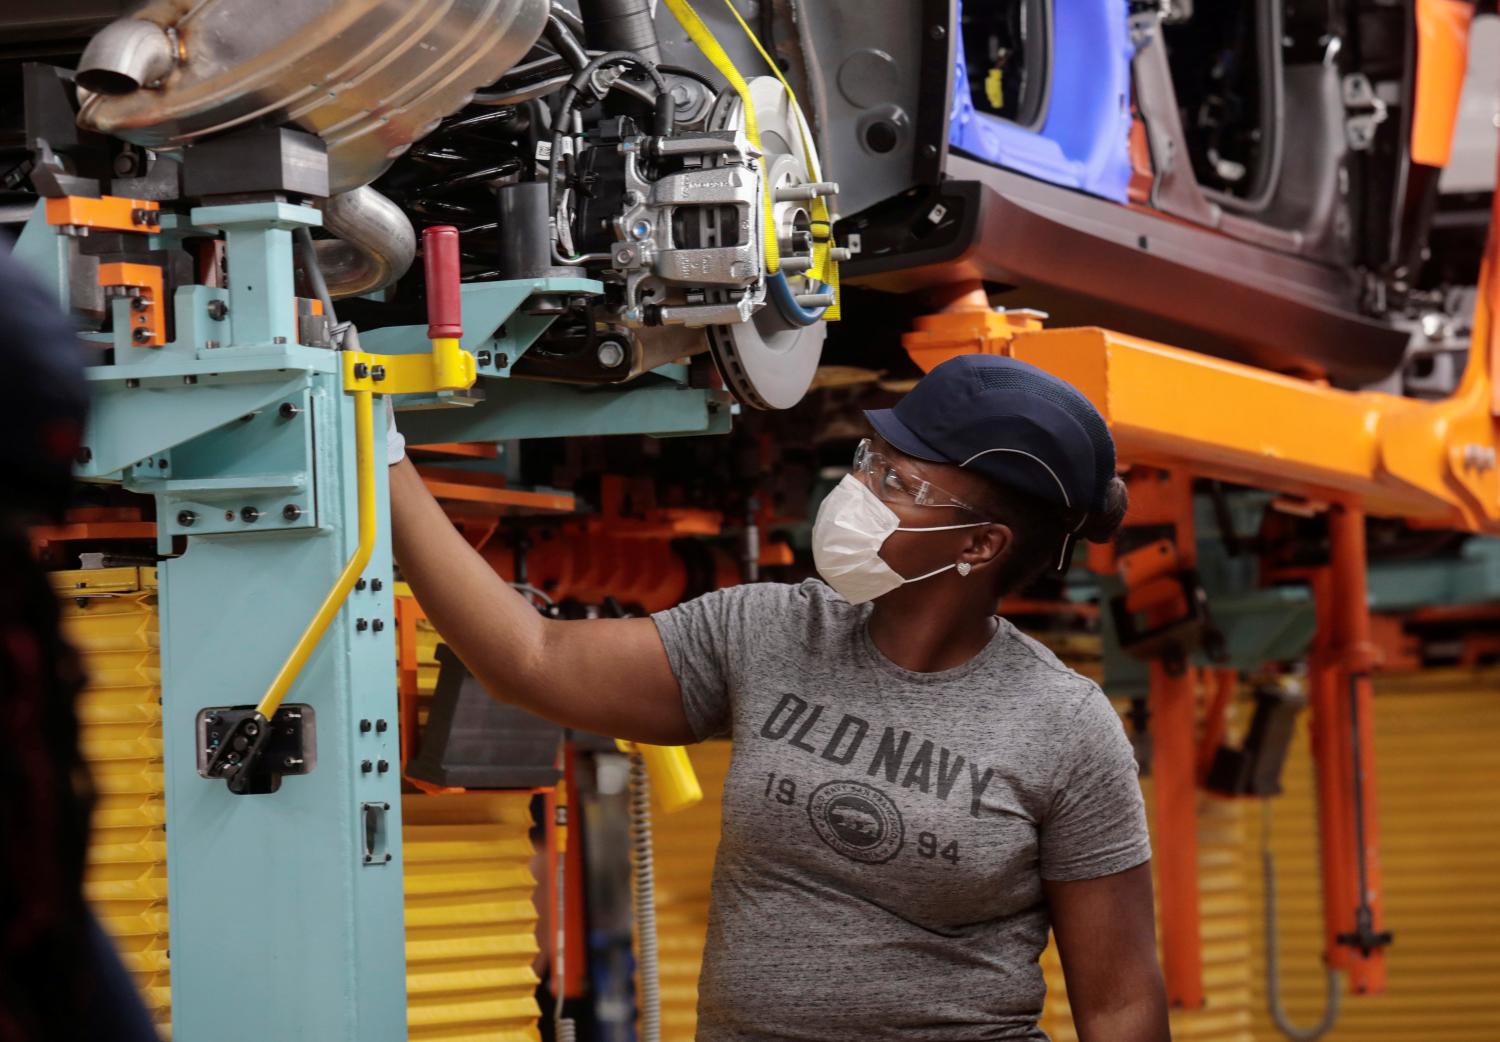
top-left (865, 354), bottom-right (1115, 515)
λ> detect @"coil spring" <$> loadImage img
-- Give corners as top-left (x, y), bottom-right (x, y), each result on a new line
top-left (629, 750), bottom-right (662, 1042)
top-left (377, 103), bottom-right (539, 279)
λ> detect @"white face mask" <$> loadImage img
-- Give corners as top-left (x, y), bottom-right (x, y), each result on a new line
top-left (812, 474), bottom-right (989, 605)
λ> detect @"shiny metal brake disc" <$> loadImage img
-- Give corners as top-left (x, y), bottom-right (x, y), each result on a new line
top-left (706, 77), bottom-right (829, 411)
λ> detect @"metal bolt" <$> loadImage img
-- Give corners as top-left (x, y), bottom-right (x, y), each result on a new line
top-left (372, 618), bottom-right (384, 632)
top-left (371, 365), bottom-right (386, 381)
top-left (178, 510), bottom-right (196, 527)
top-left (283, 757), bottom-right (304, 768)
top-left (130, 296), bottom-right (147, 311)
top-left (241, 506), bottom-right (261, 523)
top-left (356, 618), bottom-right (369, 631)
top-left (615, 248), bottom-right (634, 265)
top-left (928, 23), bottom-right (946, 39)
top-left (377, 759), bottom-right (389, 774)
top-left (157, 458), bottom-right (168, 468)
top-left (132, 327), bottom-right (151, 343)
top-left (630, 219), bottom-right (652, 240)
top-left (360, 719), bottom-right (372, 733)
top-left (125, 378), bottom-right (140, 388)
top-left (77, 447), bottom-right (93, 464)
top-left (280, 403), bottom-right (302, 420)
top-left (478, 350), bottom-right (492, 366)
top-left (207, 299), bottom-right (229, 321)
top-left (496, 353), bottom-right (509, 369)
top-left (244, 722), bottom-right (259, 737)
top-left (272, 336), bottom-right (287, 344)
top-left (282, 504), bottom-right (302, 521)
top-left (224, 510), bottom-right (235, 521)
top-left (596, 340), bottom-right (626, 368)
top-left (353, 362), bottom-right (370, 379)
top-left (371, 578), bottom-right (383, 592)
top-left (375, 719), bottom-right (388, 733)
top-left (355, 578), bottom-right (367, 591)
top-left (183, 375), bottom-right (198, 385)
top-left (361, 760), bottom-right (373, 773)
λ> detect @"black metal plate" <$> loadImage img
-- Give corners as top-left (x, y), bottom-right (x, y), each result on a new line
top-left (196, 704), bottom-right (316, 795)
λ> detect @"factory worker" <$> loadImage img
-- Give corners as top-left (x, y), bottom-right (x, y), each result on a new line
top-left (388, 354), bottom-right (1168, 1042)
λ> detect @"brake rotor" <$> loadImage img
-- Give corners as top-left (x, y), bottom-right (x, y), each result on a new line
top-left (705, 76), bottom-right (828, 411)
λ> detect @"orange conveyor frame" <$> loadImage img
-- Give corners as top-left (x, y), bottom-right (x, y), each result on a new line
top-left (899, 18), bottom-right (1499, 999)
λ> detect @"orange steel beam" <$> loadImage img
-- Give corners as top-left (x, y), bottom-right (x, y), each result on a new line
top-left (1196, 668), bottom-right (1236, 785)
top-left (1149, 659), bottom-right (1204, 1010)
top-left (1121, 468), bottom-right (1204, 1009)
top-left (45, 194), bottom-right (160, 233)
top-left (1305, 567), bottom-right (1355, 981)
top-left (545, 744), bottom-right (587, 1001)
top-left (418, 468), bottom-right (577, 515)
top-left (1007, 326), bottom-right (1500, 527)
top-left (905, 212), bottom-right (1500, 530)
top-left (1324, 505), bottom-right (1390, 992)
top-left (409, 442), bottom-right (499, 459)
top-left (1412, 0), bottom-right (1474, 167)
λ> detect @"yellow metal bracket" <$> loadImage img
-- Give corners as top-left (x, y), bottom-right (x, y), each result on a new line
top-left (341, 337), bottom-right (477, 396)
top-left (617, 740), bottom-right (704, 813)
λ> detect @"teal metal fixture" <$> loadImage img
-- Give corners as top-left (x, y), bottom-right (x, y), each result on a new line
top-left (9, 194), bottom-right (730, 1041)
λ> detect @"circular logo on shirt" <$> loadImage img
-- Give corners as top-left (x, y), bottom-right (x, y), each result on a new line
top-left (807, 780), bottom-right (904, 864)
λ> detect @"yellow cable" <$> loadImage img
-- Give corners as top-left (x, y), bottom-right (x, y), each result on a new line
top-left (713, 0), bottom-right (842, 317)
top-left (662, 0), bottom-right (780, 273)
top-left (255, 388), bottom-right (377, 720)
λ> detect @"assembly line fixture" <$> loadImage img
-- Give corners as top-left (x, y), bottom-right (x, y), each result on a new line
top-left (11, 169), bottom-right (729, 1037)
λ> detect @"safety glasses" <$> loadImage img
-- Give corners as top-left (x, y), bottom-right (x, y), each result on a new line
top-left (852, 438), bottom-right (986, 516)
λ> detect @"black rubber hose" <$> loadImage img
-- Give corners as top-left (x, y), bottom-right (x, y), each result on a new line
top-left (547, 50), bottom-right (670, 257)
top-left (579, 0), bottom-right (662, 63)
top-left (543, 13), bottom-right (591, 72)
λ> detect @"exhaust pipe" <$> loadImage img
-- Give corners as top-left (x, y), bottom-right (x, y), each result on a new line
top-left (76, 0), bottom-right (550, 194)
top-left (314, 188), bottom-right (417, 299)
top-left (76, 19), bottom-right (176, 96)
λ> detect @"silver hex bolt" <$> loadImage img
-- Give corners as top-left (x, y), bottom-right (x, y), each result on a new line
top-left (596, 341), bottom-right (626, 368)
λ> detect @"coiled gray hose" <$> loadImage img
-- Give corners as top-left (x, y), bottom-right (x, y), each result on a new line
top-left (1263, 801), bottom-right (1341, 1041)
top-left (629, 749), bottom-right (662, 1042)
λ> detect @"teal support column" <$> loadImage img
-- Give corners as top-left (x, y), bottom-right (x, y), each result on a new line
top-left (158, 372), bottom-right (408, 1041)
top-left (192, 202), bottom-right (322, 347)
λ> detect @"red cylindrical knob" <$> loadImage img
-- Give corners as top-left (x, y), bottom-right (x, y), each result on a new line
top-left (423, 225), bottom-right (462, 339)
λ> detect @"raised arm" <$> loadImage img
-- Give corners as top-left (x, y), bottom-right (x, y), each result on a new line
top-left (388, 456), bottom-right (695, 745)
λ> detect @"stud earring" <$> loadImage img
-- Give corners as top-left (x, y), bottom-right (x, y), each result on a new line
top-left (956, 562), bottom-right (972, 577)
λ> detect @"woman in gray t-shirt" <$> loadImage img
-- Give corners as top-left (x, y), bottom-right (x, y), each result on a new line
top-left (390, 354), bottom-right (1169, 1041)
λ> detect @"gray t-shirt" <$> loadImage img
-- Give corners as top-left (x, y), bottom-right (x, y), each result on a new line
top-left (652, 579), bottom-right (1150, 1042)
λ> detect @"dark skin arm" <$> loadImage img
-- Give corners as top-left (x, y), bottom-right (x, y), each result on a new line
top-left (389, 457), bottom-right (695, 744)
top-left (1045, 863), bottom-right (1171, 1042)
